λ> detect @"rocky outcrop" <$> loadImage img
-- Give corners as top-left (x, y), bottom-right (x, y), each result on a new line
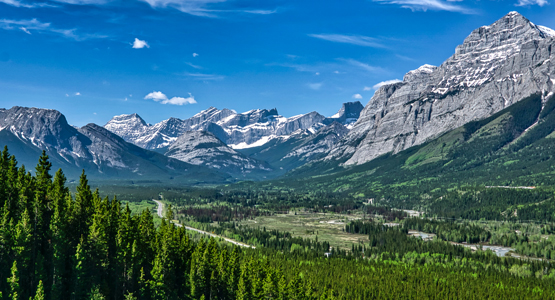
top-left (165, 131), bottom-right (271, 175)
top-left (324, 101), bottom-right (364, 128)
top-left (328, 12), bottom-right (555, 165)
top-left (284, 122), bottom-right (349, 161)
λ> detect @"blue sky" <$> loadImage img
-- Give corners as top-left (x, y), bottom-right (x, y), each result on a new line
top-left (0, 0), bottom-right (553, 126)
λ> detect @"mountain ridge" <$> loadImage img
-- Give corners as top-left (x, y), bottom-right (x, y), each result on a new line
top-left (327, 11), bottom-right (555, 166)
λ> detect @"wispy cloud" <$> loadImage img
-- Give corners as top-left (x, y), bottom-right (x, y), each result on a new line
top-left (185, 62), bottom-right (203, 69)
top-left (374, 0), bottom-right (475, 13)
top-left (50, 0), bottom-right (109, 4)
top-left (132, 38), bottom-right (149, 49)
top-left (372, 79), bottom-right (402, 90)
top-left (0, 18), bottom-right (107, 41)
top-left (183, 72), bottom-right (224, 80)
top-left (308, 34), bottom-right (386, 48)
top-left (0, 0), bottom-right (54, 8)
top-left (192, 52), bottom-right (199, 57)
top-left (341, 58), bottom-right (385, 73)
top-left (145, 91), bottom-right (197, 105)
top-left (352, 94), bottom-right (363, 99)
top-left (516, 0), bottom-right (548, 6)
top-left (308, 82), bottom-right (323, 90)
top-left (139, 0), bottom-right (280, 17)
top-left (268, 58), bottom-right (388, 76)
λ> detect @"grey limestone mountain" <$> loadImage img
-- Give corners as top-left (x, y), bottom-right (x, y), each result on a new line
top-left (165, 131), bottom-right (271, 176)
top-left (324, 101), bottom-right (364, 128)
top-left (283, 122), bottom-right (349, 162)
top-left (104, 103), bottom-right (361, 150)
top-left (327, 11), bottom-right (555, 165)
top-left (0, 106), bottom-right (227, 182)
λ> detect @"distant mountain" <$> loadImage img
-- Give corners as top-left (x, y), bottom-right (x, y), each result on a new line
top-left (327, 11), bottom-right (555, 166)
top-left (104, 102), bottom-right (362, 150)
top-left (165, 131), bottom-right (271, 178)
top-left (324, 101), bottom-right (364, 128)
top-left (0, 106), bottom-right (229, 183)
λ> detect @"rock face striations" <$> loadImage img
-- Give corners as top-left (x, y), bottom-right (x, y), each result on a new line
top-left (328, 12), bottom-right (555, 165)
top-left (0, 106), bottom-right (226, 182)
top-left (165, 131), bottom-right (271, 176)
top-left (104, 102), bottom-right (361, 150)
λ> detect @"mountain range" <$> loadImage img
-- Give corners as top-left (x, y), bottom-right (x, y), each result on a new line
top-left (1, 11), bottom-right (554, 186)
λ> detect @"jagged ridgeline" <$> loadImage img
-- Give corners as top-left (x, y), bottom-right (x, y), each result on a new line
top-left (2, 149), bottom-right (555, 299)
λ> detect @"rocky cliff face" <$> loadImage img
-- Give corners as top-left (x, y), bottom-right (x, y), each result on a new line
top-left (328, 12), bottom-right (555, 165)
top-left (325, 101), bottom-right (364, 128)
top-left (284, 122), bottom-right (349, 161)
top-left (0, 106), bottom-right (224, 181)
top-left (165, 131), bottom-right (271, 175)
top-left (105, 107), bottom-right (340, 149)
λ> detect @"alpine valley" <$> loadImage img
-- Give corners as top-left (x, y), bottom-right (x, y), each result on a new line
top-left (3, 12), bottom-right (555, 188)
top-left (6, 10), bottom-right (555, 300)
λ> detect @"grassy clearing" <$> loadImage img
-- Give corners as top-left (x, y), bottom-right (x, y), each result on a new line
top-left (123, 199), bottom-right (162, 226)
top-left (238, 212), bottom-right (372, 250)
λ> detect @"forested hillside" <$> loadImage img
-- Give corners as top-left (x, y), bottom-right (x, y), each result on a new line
top-left (2, 147), bottom-right (555, 299)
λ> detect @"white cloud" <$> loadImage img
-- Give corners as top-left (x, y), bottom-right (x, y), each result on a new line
top-left (192, 53), bottom-right (199, 57)
top-left (308, 83), bottom-right (323, 90)
top-left (0, 18), bottom-right (107, 40)
top-left (139, 0), bottom-right (226, 17)
top-left (183, 72), bottom-right (224, 80)
top-left (352, 94), bottom-right (363, 99)
top-left (51, 0), bottom-right (109, 4)
top-left (363, 86), bottom-right (372, 91)
top-left (374, 0), bottom-right (474, 13)
top-left (132, 38), bottom-right (149, 49)
top-left (75, 92), bottom-right (81, 96)
top-left (139, 0), bottom-right (279, 17)
top-left (0, 0), bottom-right (53, 8)
top-left (372, 79), bottom-right (402, 90)
top-left (308, 34), bottom-right (386, 48)
top-left (315, 72), bottom-right (320, 76)
top-left (185, 62), bottom-right (202, 69)
top-left (145, 91), bottom-right (197, 105)
top-left (516, 0), bottom-right (548, 6)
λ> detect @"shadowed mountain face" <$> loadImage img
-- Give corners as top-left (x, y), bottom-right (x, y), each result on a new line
top-left (0, 106), bottom-right (229, 183)
top-left (165, 131), bottom-right (272, 179)
top-left (327, 12), bottom-right (555, 166)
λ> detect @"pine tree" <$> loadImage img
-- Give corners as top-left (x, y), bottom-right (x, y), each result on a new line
top-left (8, 260), bottom-right (20, 300)
top-left (33, 280), bottom-right (45, 300)
top-left (236, 259), bottom-right (252, 300)
top-left (150, 255), bottom-right (166, 300)
top-left (13, 208), bottom-right (32, 300)
top-left (72, 171), bottom-right (93, 241)
top-left (73, 237), bottom-right (90, 300)
top-left (49, 171), bottom-right (70, 300)
top-left (277, 274), bottom-right (288, 300)
top-left (189, 240), bottom-right (207, 299)
top-left (263, 271), bottom-right (278, 299)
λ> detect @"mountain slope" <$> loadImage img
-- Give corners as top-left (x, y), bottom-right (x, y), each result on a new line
top-left (0, 106), bottom-right (229, 183)
top-left (275, 92), bottom-right (555, 202)
top-left (328, 12), bottom-right (555, 166)
top-left (165, 131), bottom-right (272, 178)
